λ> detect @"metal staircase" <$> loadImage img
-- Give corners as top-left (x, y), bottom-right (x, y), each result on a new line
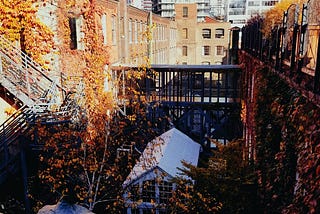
top-left (0, 106), bottom-right (35, 183)
top-left (0, 34), bottom-right (66, 183)
top-left (0, 35), bottom-right (64, 107)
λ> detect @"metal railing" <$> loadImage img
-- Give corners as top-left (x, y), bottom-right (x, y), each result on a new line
top-left (241, 0), bottom-right (320, 94)
top-left (0, 34), bottom-right (68, 183)
top-left (0, 106), bottom-right (33, 183)
top-left (0, 34), bottom-right (65, 106)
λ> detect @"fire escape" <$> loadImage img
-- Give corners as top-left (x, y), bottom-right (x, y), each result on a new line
top-left (0, 33), bottom-right (243, 185)
top-left (0, 34), bottom-right (69, 184)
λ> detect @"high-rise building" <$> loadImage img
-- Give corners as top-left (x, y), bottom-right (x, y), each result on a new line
top-left (153, 0), bottom-right (212, 22)
top-left (227, 0), bottom-right (280, 28)
top-left (129, 0), bottom-right (153, 11)
top-left (210, 0), bottom-right (228, 21)
top-left (131, 1), bottom-right (280, 27)
top-left (151, 0), bottom-right (280, 27)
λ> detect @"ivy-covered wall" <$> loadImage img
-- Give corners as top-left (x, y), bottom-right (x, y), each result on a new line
top-left (240, 52), bottom-right (320, 214)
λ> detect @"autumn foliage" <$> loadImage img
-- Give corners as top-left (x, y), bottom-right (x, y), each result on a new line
top-left (262, 0), bottom-right (308, 38)
top-left (26, 0), bottom-right (161, 213)
top-left (0, 0), bottom-right (54, 65)
top-left (240, 52), bottom-right (320, 214)
top-left (168, 140), bottom-right (257, 213)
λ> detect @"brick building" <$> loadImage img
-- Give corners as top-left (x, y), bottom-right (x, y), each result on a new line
top-left (175, 3), bottom-right (231, 65)
top-left (36, 0), bottom-right (231, 86)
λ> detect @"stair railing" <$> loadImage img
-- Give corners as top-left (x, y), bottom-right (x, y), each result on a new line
top-left (0, 34), bottom-right (65, 107)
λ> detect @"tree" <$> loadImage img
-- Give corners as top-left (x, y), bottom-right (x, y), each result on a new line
top-left (28, 1), bottom-right (162, 213)
top-left (262, 0), bottom-right (307, 38)
top-left (0, 0), bottom-right (54, 65)
top-left (168, 140), bottom-right (258, 214)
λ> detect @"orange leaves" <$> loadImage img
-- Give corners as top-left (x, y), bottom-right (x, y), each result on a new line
top-left (0, 0), bottom-right (54, 66)
top-left (262, 0), bottom-right (308, 38)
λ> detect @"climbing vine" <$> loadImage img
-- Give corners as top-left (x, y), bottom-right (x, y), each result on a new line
top-left (241, 53), bottom-right (320, 214)
top-left (0, 0), bottom-right (54, 66)
top-left (31, 1), bottom-right (162, 213)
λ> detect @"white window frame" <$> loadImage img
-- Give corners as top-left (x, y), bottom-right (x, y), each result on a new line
top-left (134, 20), bottom-right (138, 44)
top-left (112, 16), bottom-right (117, 45)
top-left (129, 19), bottom-right (132, 44)
top-left (101, 14), bottom-right (107, 45)
top-left (202, 46), bottom-right (210, 56)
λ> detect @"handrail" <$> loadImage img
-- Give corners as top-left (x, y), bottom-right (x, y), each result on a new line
top-left (0, 106), bottom-right (32, 146)
top-left (0, 34), bottom-right (65, 105)
top-left (0, 35), bottom-right (61, 88)
top-left (0, 34), bottom-right (69, 182)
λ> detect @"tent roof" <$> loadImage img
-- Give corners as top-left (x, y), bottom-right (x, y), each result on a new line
top-left (123, 128), bottom-right (200, 188)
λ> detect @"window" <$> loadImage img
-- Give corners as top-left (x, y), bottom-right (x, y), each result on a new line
top-left (232, 20), bottom-right (246, 24)
top-left (129, 184), bottom-right (140, 202)
top-left (216, 46), bottom-right (224, 55)
top-left (202, 29), bottom-right (211, 39)
top-left (142, 180), bottom-right (155, 202)
top-left (69, 17), bottom-right (84, 50)
top-left (248, 1), bottom-right (260, 6)
top-left (183, 7), bottom-right (188, 17)
top-left (101, 14), bottom-right (107, 45)
top-left (112, 16), bottom-right (116, 45)
top-left (159, 181), bottom-right (173, 204)
top-left (128, 180), bottom-right (173, 212)
top-left (139, 21), bottom-right (142, 35)
top-left (262, 1), bottom-right (277, 6)
top-left (69, 18), bottom-right (77, 50)
top-left (248, 9), bottom-right (259, 16)
top-left (182, 46), bottom-right (188, 56)
top-left (129, 19), bottom-right (132, 43)
top-left (134, 20), bottom-right (138, 43)
top-left (229, 9), bottom-right (245, 15)
top-left (202, 46), bottom-right (210, 56)
top-left (182, 28), bottom-right (188, 39)
top-left (215, 28), bottom-right (224, 38)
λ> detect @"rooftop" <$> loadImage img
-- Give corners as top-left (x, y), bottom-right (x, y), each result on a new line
top-left (123, 128), bottom-right (201, 188)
